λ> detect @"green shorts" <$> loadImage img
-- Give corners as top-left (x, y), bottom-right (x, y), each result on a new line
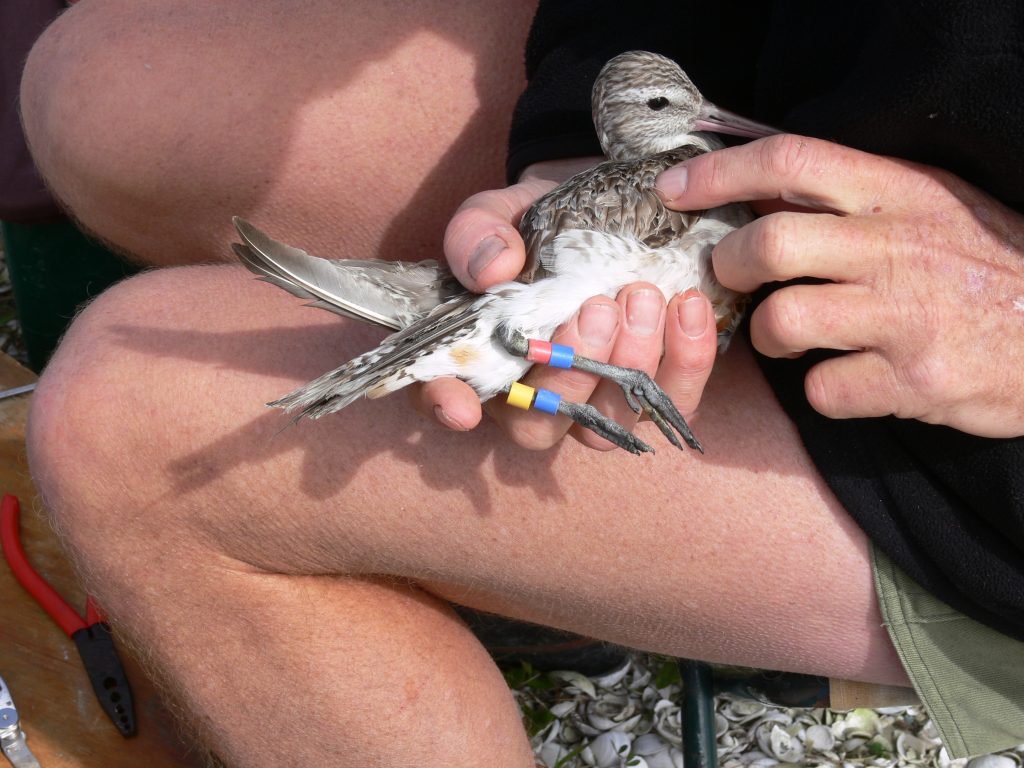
top-left (872, 546), bottom-right (1024, 757)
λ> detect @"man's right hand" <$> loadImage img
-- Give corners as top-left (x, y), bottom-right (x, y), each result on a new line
top-left (413, 159), bottom-right (721, 453)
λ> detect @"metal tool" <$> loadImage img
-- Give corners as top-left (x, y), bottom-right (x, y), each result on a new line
top-left (1, 495), bottom-right (135, 736)
top-left (0, 384), bottom-right (35, 402)
top-left (0, 675), bottom-right (41, 768)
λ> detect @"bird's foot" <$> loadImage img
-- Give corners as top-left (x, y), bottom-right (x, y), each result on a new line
top-left (560, 399), bottom-right (655, 455)
top-left (574, 357), bottom-right (703, 453)
top-left (502, 382), bottom-right (654, 455)
top-left (494, 325), bottom-right (703, 454)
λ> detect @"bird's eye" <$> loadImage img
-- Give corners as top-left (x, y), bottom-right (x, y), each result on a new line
top-left (647, 97), bottom-right (670, 111)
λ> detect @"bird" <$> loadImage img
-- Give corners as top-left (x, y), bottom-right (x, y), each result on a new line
top-left (233, 50), bottom-right (777, 455)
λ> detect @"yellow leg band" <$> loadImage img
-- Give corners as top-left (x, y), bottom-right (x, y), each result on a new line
top-left (506, 381), bottom-right (535, 410)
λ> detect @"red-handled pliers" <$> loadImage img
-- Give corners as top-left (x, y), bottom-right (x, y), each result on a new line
top-left (1, 494), bottom-right (135, 737)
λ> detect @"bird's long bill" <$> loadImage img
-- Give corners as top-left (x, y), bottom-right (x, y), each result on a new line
top-left (695, 102), bottom-right (779, 139)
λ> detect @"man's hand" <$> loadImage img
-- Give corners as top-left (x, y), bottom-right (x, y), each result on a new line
top-left (656, 134), bottom-right (1024, 438)
top-left (413, 158), bottom-right (720, 451)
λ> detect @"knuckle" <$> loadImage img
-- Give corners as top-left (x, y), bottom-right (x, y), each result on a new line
top-left (758, 134), bottom-right (813, 181)
top-left (755, 289), bottom-right (803, 350)
top-left (896, 351), bottom-right (952, 409)
top-left (752, 213), bottom-right (795, 276)
top-left (689, 151), bottom-right (727, 199)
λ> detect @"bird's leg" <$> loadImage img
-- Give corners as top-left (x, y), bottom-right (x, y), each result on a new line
top-left (500, 381), bottom-right (654, 456)
top-left (571, 356), bottom-right (704, 453)
top-left (493, 324), bottom-right (703, 454)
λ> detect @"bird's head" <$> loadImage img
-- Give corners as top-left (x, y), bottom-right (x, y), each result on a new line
top-left (592, 51), bottom-right (777, 161)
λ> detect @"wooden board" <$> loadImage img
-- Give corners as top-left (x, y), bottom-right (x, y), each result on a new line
top-left (0, 353), bottom-right (200, 767)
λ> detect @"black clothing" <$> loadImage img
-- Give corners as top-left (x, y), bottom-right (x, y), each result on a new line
top-left (507, 0), bottom-right (1024, 641)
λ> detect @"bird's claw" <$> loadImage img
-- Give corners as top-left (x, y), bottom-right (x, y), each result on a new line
top-left (558, 400), bottom-right (654, 455)
top-left (618, 373), bottom-right (703, 453)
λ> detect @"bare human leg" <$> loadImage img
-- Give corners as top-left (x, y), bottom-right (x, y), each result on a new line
top-left (27, 264), bottom-right (907, 766)
top-left (21, 2), bottom-right (907, 764)
top-left (19, 0), bottom-right (533, 266)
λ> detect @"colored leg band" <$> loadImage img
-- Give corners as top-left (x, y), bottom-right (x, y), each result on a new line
top-left (506, 382), bottom-right (562, 415)
top-left (507, 381), bottom-right (535, 410)
top-left (526, 339), bottom-right (574, 369)
top-left (533, 388), bottom-right (562, 414)
top-left (526, 339), bottom-right (553, 364)
top-left (548, 343), bottom-right (574, 369)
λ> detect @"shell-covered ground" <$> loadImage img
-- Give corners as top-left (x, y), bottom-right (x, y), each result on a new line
top-left (510, 654), bottom-right (1022, 768)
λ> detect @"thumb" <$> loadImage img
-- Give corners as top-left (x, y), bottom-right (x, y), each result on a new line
top-left (443, 179), bottom-right (555, 292)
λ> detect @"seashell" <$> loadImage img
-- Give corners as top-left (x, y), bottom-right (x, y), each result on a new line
top-left (643, 749), bottom-right (677, 768)
top-left (632, 733), bottom-right (669, 756)
top-left (652, 703), bottom-right (682, 747)
top-left (629, 669), bottom-right (653, 690)
top-left (551, 671), bottom-right (598, 699)
top-left (593, 660), bottom-right (632, 690)
top-left (805, 723), bottom-right (836, 752)
top-left (768, 724), bottom-right (804, 762)
top-left (561, 722), bottom-right (583, 744)
top-left (841, 736), bottom-right (869, 753)
top-left (538, 741), bottom-right (570, 768)
top-left (966, 756), bottom-right (1019, 768)
top-left (721, 698), bottom-right (769, 723)
top-left (586, 694), bottom-right (638, 731)
top-left (745, 757), bottom-right (780, 768)
top-left (896, 731), bottom-right (937, 762)
top-left (550, 700), bottom-right (578, 719)
top-left (588, 730), bottom-right (632, 768)
top-left (577, 721), bottom-right (603, 737)
top-left (753, 718), bottom-right (793, 756)
top-left (533, 718), bottom-right (561, 747)
top-left (641, 686), bottom-right (666, 709)
top-left (840, 708), bottom-right (882, 736)
top-left (734, 750), bottom-right (770, 765)
top-left (715, 713), bottom-right (730, 737)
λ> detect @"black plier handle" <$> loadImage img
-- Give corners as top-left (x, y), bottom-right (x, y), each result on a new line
top-left (1, 494), bottom-right (135, 737)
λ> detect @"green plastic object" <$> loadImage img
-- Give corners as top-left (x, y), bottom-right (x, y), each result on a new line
top-left (2, 218), bottom-right (138, 372)
top-left (681, 659), bottom-right (718, 768)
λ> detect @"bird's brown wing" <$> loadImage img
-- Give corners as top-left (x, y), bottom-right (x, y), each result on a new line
top-left (517, 145), bottom-right (704, 283)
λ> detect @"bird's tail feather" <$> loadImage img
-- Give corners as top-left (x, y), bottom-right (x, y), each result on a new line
top-left (268, 292), bottom-right (484, 420)
top-left (268, 348), bottom-right (415, 419)
top-left (233, 217), bottom-right (463, 330)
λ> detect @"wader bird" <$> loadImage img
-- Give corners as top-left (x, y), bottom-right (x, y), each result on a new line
top-left (234, 51), bottom-right (777, 454)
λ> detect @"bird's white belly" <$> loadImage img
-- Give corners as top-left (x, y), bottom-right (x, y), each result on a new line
top-left (406, 214), bottom-right (743, 401)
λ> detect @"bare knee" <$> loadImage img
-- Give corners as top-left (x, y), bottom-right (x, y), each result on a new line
top-left (26, 269), bottom-right (201, 578)
top-left (20, 0), bottom-right (534, 266)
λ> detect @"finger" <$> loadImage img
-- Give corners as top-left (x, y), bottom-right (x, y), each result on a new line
top-left (487, 297), bottom-right (621, 451)
top-left (712, 211), bottom-right (881, 292)
top-left (656, 134), bottom-right (920, 216)
top-left (749, 283), bottom-right (888, 359)
top-left (574, 284), bottom-right (667, 450)
top-left (803, 350), bottom-right (904, 421)
top-left (654, 290), bottom-right (718, 418)
top-left (443, 179), bottom-right (556, 292)
top-left (412, 378), bottom-right (483, 431)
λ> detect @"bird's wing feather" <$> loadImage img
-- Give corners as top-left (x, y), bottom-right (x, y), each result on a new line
top-left (269, 292), bottom-right (486, 418)
top-left (234, 217), bottom-right (463, 330)
top-left (518, 146), bottom-right (704, 282)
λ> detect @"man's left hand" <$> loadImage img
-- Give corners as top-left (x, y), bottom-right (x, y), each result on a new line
top-left (656, 134), bottom-right (1024, 438)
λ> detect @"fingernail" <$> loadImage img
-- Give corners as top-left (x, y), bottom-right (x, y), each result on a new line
top-left (655, 164), bottom-right (688, 202)
top-left (578, 303), bottom-right (619, 346)
top-left (468, 235), bottom-right (508, 281)
top-left (625, 288), bottom-right (662, 336)
top-left (679, 293), bottom-right (707, 339)
top-left (433, 405), bottom-right (469, 431)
